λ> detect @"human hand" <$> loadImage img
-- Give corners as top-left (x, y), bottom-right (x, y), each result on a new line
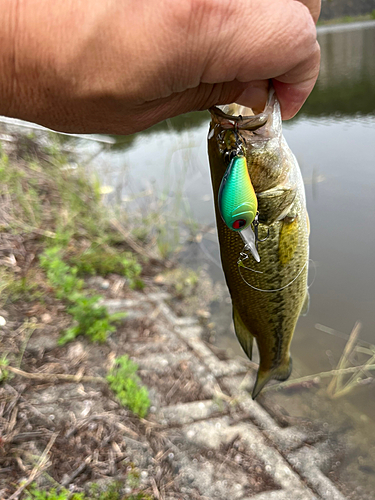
top-left (0, 0), bottom-right (320, 135)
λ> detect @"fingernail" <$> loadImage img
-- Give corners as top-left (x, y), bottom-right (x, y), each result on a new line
top-left (237, 85), bottom-right (268, 114)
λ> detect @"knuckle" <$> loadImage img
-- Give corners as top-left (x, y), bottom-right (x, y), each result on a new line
top-left (288, 2), bottom-right (317, 51)
top-left (265, 1), bottom-right (318, 75)
top-left (162, 0), bottom-right (236, 86)
top-left (167, 0), bottom-right (237, 45)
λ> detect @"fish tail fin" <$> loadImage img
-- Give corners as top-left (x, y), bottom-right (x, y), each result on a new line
top-left (252, 356), bottom-right (293, 399)
top-left (233, 306), bottom-right (253, 360)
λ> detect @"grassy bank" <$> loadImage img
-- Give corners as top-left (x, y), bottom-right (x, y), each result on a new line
top-left (0, 130), bottom-right (155, 498)
top-left (317, 11), bottom-right (375, 25)
top-left (0, 126), bottom-right (217, 499)
top-left (0, 132), bottom-right (145, 345)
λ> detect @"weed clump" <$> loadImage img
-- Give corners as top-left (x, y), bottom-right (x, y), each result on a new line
top-left (107, 355), bottom-right (150, 418)
top-left (24, 486), bottom-right (83, 500)
top-left (24, 482), bottom-right (153, 500)
top-left (69, 246), bottom-right (143, 289)
top-left (0, 133), bottom-right (144, 344)
top-left (40, 246), bottom-right (125, 344)
top-left (0, 355), bottom-right (10, 383)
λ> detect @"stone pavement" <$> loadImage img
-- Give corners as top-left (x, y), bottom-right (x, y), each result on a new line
top-left (103, 291), bottom-right (348, 500)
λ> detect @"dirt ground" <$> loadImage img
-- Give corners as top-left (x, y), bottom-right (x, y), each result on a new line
top-left (0, 271), bottom-right (277, 499)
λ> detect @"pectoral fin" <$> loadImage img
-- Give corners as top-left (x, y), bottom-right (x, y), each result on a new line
top-left (257, 186), bottom-right (297, 225)
top-left (233, 307), bottom-right (253, 360)
top-left (306, 212), bottom-right (310, 236)
top-left (300, 290), bottom-right (310, 317)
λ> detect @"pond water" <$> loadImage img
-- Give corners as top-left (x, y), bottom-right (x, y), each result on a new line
top-left (2, 19), bottom-right (374, 499)
top-left (84, 21), bottom-right (375, 498)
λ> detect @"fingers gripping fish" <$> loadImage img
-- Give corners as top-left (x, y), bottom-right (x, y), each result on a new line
top-left (208, 89), bottom-right (310, 398)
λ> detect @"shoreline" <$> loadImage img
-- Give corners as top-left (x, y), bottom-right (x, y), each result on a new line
top-left (0, 126), bottom-right (350, 500)
top-left (317, 18), bottom-right (375, 34)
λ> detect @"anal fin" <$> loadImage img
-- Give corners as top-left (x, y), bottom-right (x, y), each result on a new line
top-left (233, 306), bottom-right (253, 360)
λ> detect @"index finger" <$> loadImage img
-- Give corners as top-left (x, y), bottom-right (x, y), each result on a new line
top-left (273, 0), bottom-right (321, 118)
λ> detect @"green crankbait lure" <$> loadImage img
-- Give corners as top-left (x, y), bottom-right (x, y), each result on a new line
top-left (218, 155), bottom-right (258, 231)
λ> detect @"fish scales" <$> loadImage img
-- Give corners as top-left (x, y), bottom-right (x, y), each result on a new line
top-left (208, 93), bottom-right (309, 398)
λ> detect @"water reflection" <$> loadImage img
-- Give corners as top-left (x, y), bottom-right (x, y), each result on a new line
top-left (300, 23), bottom-right (375, 117)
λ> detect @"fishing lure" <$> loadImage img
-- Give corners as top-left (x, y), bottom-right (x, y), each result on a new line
top-left (218, 155), bottom-right (258, 232)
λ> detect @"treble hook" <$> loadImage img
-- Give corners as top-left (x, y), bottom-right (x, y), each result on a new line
top-left (233, 125), bottom-right (246, 157)
top-left (253, 214), bottom-right (270, 249)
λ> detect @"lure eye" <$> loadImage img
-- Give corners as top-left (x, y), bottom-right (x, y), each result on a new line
top-left (232, 219), bottom-right (246, 230)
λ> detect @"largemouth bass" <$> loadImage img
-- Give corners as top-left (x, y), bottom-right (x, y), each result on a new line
top-left (208, 89), bottom-right (309, 398)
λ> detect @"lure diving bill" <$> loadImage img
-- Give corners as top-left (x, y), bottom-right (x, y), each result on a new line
top-left (208, 89), bottom-right (310, 398)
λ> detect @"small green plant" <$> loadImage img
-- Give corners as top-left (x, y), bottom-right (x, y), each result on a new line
top-left (127, 495), bottom-right (154, 500)
top-left (4, 274), bottom-right (41, 303)
top-left (24, 484), bottom-right (84, 500)
top-left (40, 246), bottom-right (125, 344)
top-left (24, 482), bottom-right (153, 500)
top-left (69, 246), bottom-right (143, 289)
top-left (161, 268), bottom-right (199, 298)
top-left (63, 296), bottom-right (125, 344)
top-left (0, 355), bottom-right (10, 383)
top-left (88, 482), bottom-right (122, 500)
top-left (127, 466), bottom-right (141, 489)
top-left (107, 355), bottom-right (150, 418)
top-left (40, 246), bottom-right (84, 300)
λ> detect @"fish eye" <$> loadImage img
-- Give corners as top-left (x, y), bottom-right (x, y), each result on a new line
top-left (232, 219), bottom-right (246, 230)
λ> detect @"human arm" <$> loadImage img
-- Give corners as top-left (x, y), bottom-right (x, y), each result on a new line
top-left (0, 0), bottom-right (320, 135)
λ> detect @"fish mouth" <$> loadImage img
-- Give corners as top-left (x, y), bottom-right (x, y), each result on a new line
top-left (209, 87), bottom-right (276, 131)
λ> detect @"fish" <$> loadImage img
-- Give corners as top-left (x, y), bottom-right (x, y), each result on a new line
top-left (207, 89), bottom-right (310, 398)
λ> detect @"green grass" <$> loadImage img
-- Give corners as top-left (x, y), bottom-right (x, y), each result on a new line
top-left (68, 246), bottom-right (143, 289)
top-left (0, 269), bottom-right (40, 305)
top-left (0, 134), bottom-right (145, 344)
top-left (40, 246), bottom-right (126, 344)
top-left (0, 355), bottom-right (10, 383)
top-left (24, 482), bottom-right (153, 500)
top-left (24, 487), bottom-right (83, 500)
top-left (107, 355), bottom-right (150, 418)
